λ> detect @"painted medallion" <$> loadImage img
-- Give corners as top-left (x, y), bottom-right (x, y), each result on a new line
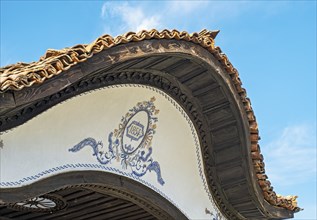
top-left (69, 97), bottom-right (164, 185)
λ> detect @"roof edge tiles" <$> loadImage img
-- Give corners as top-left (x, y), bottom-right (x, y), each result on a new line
top-left (0, 29), bottom-right (301, 213)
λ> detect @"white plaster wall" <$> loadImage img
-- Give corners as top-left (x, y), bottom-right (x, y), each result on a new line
top-left (0, 84), bottom-right (225, 219)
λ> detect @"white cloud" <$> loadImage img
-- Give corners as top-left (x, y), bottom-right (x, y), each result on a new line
top-left (101, 3), bottom-right (107, 19)
top-left (100, 2), bottom-right (161, 34)
top-left (115, 3), bottom-right (160, 32)
top-left (99, 1), bottom-right (287, 37)
top-left (262, 124), bottom-right (316, 187)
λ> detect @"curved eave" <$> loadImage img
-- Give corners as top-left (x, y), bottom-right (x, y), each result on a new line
top-left (0, 29), bottom-right (300, 219)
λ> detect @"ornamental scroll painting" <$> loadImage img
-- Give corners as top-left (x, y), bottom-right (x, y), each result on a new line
top-left (69, 97), bottom-right (165, 185)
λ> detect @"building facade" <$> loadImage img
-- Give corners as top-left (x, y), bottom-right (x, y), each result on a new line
top-left (0, 29), bottom-right (300, 219)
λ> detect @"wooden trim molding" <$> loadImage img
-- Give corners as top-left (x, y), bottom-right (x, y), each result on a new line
top-left (0, 171), bottom-right (187, 220)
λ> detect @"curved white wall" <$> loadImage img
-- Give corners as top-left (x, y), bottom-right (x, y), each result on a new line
top-left (0, 84), bottom-right (225, 219)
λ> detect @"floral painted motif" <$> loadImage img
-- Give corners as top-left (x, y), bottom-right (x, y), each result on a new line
top-left (8, 195), bottom-right (66, 212)
top-left (69, 97), bottom-right (164, 185)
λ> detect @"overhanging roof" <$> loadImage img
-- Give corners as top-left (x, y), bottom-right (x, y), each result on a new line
top-left (0, 29), bottom-right (300, 219)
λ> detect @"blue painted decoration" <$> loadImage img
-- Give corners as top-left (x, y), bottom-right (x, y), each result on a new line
top-left (68, 97), bottom-right (165, 185)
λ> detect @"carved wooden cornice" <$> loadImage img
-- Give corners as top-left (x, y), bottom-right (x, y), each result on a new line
top-left (0, 29), bottom-right (300, 217)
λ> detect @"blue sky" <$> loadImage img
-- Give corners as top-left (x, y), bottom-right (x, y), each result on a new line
top-left (1, 1), bottom-right (316, 219)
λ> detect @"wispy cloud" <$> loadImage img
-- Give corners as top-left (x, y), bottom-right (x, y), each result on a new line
top-left (100, 2), bottom-right (161, 35)
top-left (99, 1), bottom-right (286, 37)
top-left (262, 124), bottom-right (316, 187)
top-left (101, 3), bottom-right (107, 19)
